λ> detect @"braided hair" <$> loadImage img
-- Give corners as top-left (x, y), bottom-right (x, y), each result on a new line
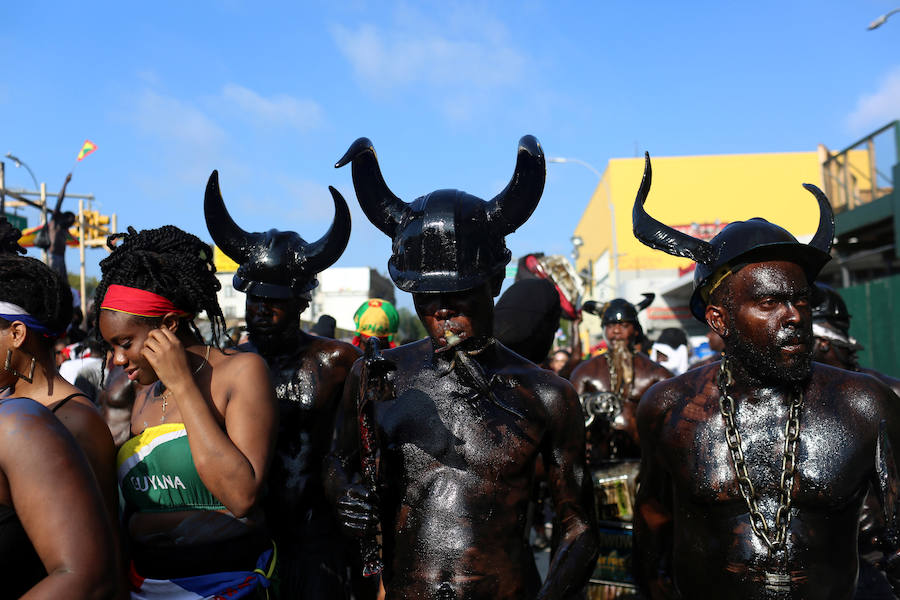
top-left (0, 217), bottom-right (26, 255)
top-left (0, 254), bottom-right (73, 345)
top-left (92, 225), bottom-right (226, 347)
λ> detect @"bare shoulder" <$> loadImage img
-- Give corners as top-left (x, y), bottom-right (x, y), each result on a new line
top-left (810, 362), bottom-right (898, 417)
top-left (0, 397), bottom-right (58, 431)
top-left (55, 396), bottom-right (113, 444)
top-left (638, 363), bottom-right (713, 425)
top-left (570, 353), bottom-right (608, 381)
top-left (308, 336), bottom-right (362, 369)
top-left (219, 345), bottom-right (268, 369)
top-left (212, 347), bottom-right (271, 386)
top-left (0, 399), bottom-right (75, 498)
top-left (0, 398), bottom-right (71, 464)
top-left (860, 367), bottom-right (900, 398)
top-left (494, 344), bottom-right (580, 412)
top-left (635, 352), bottom-right (675, 380)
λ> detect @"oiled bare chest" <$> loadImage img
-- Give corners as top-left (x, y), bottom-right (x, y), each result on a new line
top-left (664, 396), bottom-right (873, 507)
top-left (375, 370), bottom-right (544, 483)
top-left (577, 361), bottom-right (655, 403)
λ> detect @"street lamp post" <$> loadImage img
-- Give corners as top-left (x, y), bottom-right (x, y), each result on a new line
top-left (5, 152), bottom-right (45, 218)
top-left (5, 152), bottom-right (40, 192)
top-left (548, 156), bottom-right (620, 297)
top-left (868, 7), bottom-right (900, 29)
top-left (5, 152), bottom-right (49, 263)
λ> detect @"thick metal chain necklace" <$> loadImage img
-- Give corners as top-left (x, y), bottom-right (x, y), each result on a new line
top-left (606, 347), bottom-right (632, 399)
top-left (608, 353), bottom-right (619, 394)
top-left (717, 358), bottom-right (803, 554)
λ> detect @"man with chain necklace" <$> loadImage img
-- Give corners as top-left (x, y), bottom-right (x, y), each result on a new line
top-left (204, 172), bottom-right (365, 599)
top-left (326, 136), bottom-right (598, 599)
top-left (569, 295), bottom-right (672, 465)
top-left (630, 153), bottom-right (900, 599)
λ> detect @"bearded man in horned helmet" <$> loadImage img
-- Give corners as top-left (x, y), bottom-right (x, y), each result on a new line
top-left (570, 294), bottom-right (673, 466)
top-left (205, 173), bottom-right (363, 598)
top-left (325, 136), bottom-right (599, 599)
top-left (631, 153), bottom-right (900, 599)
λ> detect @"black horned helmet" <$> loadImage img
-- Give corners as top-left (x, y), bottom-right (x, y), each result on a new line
top-left (335, 136), bottom-right (545, 294)
top-left (632, 153), bottom-right (834, 322)
top-left (204, 170), bottom-right (351, 299)
top-left (811, 282), bottom-right (851, 334)
top-left (583, 293), bottom-right (654, 331)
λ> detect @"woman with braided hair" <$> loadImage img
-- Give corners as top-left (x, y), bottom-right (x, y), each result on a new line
top-left (0, 217), bottom-right (117, 597)
top-left (94, 225), bottom-right (277, 599)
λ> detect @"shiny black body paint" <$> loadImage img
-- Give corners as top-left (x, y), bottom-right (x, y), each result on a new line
top-left (241, 332), bottom-right (361, 598)
top-left (325, 339), bottom-right (599, 599)
top-left (634, 362), bottom-right (900, 599)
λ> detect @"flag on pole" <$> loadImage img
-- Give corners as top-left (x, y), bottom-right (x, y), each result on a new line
top-left (76, 140), bottom-right (98, 161)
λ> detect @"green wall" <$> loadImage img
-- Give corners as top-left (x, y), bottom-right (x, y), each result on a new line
top-left (842, 274), bottom-right (900, 377)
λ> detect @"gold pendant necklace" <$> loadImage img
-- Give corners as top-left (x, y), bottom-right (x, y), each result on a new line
top-left (152, 345), bottom-right (211, 426)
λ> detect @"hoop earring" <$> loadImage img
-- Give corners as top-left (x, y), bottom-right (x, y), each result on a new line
top-left (4, 349), bottom-right (35, 384)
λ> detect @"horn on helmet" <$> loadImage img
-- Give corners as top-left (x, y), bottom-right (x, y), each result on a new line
top-left (335, 137), bottom-right (408, 238)
top-left (802, 183), bottom-right (835, 254)
top-left (581, 300), bottom-right (600, 315)
top-left (486, 135), bottom-right (546, 235)
top-left (301, 186), bottom-right (353, 275)
top-left (632, 153), bottom-right (716, 265)
top-left (204, 170), bottom-right (264, 264)
top-left (636, 293), bottom-right (655, 312)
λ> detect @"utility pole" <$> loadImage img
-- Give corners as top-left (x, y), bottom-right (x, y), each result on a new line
top-left (40, 182), bottom-right (47, 264)
top-left (79, 198), bottom-right (87, 325)
top-left (0, 162), bottom-right (5, 215)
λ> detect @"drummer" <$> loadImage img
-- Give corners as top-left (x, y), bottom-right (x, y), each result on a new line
top-left (570, 296), bottom-right (672, 465)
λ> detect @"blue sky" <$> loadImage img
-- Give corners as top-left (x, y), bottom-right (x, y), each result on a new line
top-left (2, 1), bottom-right (899, 308)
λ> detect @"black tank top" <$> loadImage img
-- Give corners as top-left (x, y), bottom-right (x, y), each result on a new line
top-left (50, 392), bottom-right (90, 414)
top-left (0, 504), bottom-right (46, 598)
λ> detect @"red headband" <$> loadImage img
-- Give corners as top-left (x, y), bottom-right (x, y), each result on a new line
top-left (100, 284), bottom-right (191, 318)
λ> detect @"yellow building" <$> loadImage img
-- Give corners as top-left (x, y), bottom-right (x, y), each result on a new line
top-left (573, 148), bottom-right (869, 338)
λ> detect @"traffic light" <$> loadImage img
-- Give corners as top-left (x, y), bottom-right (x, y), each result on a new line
top-left (77, 209), bottom-right (114, 247)
top-left (83, 210), bottom-right (111, 234)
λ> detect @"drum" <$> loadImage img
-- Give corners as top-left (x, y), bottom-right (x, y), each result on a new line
top-left (593, 460), bottom-right (639, 523)
top-left (589, 460), bottom-right (642, 598)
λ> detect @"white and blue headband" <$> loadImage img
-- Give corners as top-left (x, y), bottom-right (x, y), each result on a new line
top-left (0, 301), bottom-right (61, 337)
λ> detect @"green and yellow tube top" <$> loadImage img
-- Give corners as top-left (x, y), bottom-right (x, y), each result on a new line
top-left (117, 423), bottom-right (226, 513)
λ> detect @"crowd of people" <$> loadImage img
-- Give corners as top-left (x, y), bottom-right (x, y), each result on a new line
top-left (0, 136), bottom-right (899, 600)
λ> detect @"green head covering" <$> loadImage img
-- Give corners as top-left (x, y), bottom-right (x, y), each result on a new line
top-left (353, 298), bottom-right (399, 340)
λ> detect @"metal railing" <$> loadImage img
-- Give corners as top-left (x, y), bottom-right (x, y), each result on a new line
top-left (821, 120), bottom-right (899, 212)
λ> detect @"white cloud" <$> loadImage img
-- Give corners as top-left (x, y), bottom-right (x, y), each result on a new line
top-left (847, 66), bottom-right (900, 133)
top-left (221, 84), bottom-right (324, 132)
top-left (332, 22), bottom-right (524, 91)
top-left (132, 89), bottom-right (226, 148)
top-left (121, 88), bottom-right (234, 192)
